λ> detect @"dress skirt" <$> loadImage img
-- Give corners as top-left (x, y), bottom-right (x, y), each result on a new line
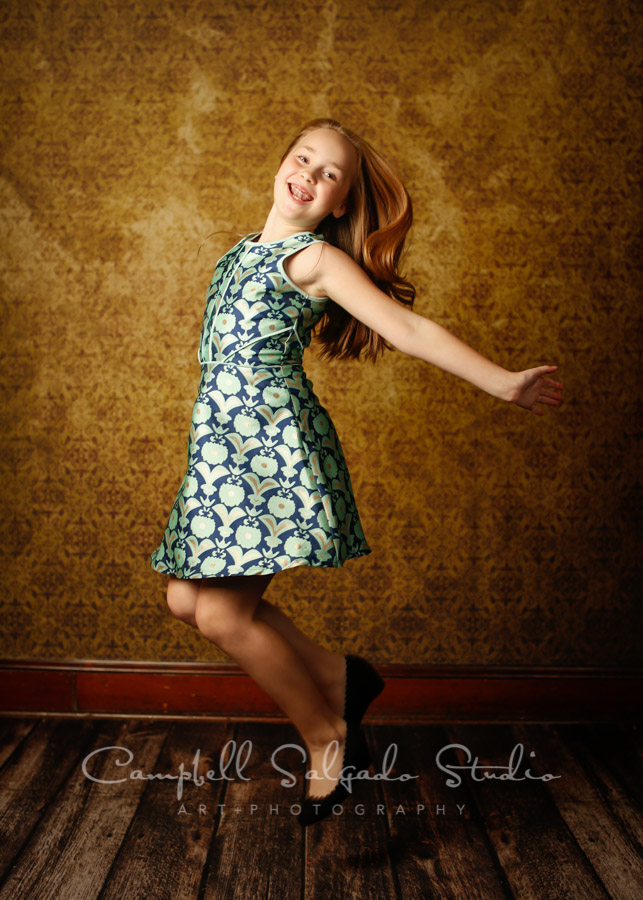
top-left (150, 360), bottom-right (371, 578)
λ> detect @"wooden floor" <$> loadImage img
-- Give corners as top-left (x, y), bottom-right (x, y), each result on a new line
top-left (0, 718), bottom-right (641, 899)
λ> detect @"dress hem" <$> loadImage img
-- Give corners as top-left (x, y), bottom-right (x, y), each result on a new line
top-left (150, 548), bottom-right (372, 579)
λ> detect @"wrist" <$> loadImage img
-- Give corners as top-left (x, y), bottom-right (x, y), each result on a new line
top-left (499, 370), bottom-right (520, 403)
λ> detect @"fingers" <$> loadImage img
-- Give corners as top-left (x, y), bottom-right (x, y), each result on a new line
top-left (533, 368), bottom-right (563, 392)
top-left (517, 366), bottom-right (564, 416)
top-left (530, 389), bottom-right (562, 413)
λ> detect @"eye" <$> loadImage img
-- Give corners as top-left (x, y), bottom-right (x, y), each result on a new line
top-left (297, 155), bottom-right (308, 163)
top-left (323, 171), bottom-right (336, 180)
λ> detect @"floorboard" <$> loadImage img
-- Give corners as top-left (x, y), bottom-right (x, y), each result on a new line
top-left (0, 718), bottom-right (640, 900)
top-left (373, 724), bottom-right (511, 900)
top-left (199, 723), bottom-right (305, 900)
top-left (0, 720), bottom-right (167, 900)
top-left (514, 724), bottom-right (643, 900)
top-left (444, 725), bottom-right (611, 900)
top-left (99, 721), bottom-right (232, 900)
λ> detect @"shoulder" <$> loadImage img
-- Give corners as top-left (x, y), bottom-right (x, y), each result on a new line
top-left (284, 241), bottom-right (360, 298)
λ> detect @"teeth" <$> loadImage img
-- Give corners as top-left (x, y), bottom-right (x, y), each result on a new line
top-left (290, 184), bottom-right (312, 201)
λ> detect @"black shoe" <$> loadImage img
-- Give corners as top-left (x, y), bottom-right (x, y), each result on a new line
top-left (343, 654), bottom-right (385, 724)
top-left (298, 721), bottom-right (372, 827)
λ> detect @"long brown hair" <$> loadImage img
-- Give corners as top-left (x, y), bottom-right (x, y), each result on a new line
top-left (279, 118), bottom-right (415, 361)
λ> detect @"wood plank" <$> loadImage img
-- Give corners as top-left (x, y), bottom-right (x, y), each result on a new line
top-left (98, 720), bottom-right (232, 899)
top-left (200, 722), bottom-right (304, 899)
top-left (0, 718), bottom-right (98, 877)
top-left (568, 723), bottom-right (643, 809)
top-left (558, 725), bottom-right (643, 872)
top-left (0, 719), bottom-right (168, 900)
top-left (76, 671), bottom-right (282, 716)
top-left (371, 724), bottom-right (510, 900)
top-left (0, 717), bottom-right (38, 768)
top-left (0, 717), bottom-right (640, 900)
top-left (445, 725), bottom-right (610, 900)
top-left (2, 659), bottom-right (641, 721)
top-left (301, 727), bottom-right (397, 900)
top-left (73, 671), bottom-right (643, 722)
top-left (0, 669), bottom-right (75, 712)
top-left (381, 677), bottom-right (643, 723)
top-left (513, 724), bottom-right (643, 900)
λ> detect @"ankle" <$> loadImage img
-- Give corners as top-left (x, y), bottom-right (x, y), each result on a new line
top-left (307, 718), bottom-right (346, 751)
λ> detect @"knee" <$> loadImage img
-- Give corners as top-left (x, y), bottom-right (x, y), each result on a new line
top-left (194, 595), bottom-right (249, 648)
top-left (166, 577), bottom-right (198, 626)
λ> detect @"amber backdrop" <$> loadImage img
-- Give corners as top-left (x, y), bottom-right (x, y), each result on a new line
top-left (0, 0), bottom-right (640, 667)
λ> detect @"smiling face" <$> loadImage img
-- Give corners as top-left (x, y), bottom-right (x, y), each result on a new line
top-left (273, 128), bottom-right (358, 232)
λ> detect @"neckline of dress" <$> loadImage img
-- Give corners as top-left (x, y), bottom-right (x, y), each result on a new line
top-left (245, 231), bottom-right (322, 247)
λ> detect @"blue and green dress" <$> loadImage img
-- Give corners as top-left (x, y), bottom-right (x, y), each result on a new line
top-left (150, 231), bottom-right (372, 578)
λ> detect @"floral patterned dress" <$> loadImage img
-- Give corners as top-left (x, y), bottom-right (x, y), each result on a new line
top-left (150, 231), bottom-right (372, 578)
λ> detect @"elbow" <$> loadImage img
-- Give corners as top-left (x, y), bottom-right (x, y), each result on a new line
top-left (389, 317), bottom-right (422, 358)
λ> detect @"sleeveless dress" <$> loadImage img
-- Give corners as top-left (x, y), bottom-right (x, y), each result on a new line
top-left (150, 231), bottom-right (372, 578)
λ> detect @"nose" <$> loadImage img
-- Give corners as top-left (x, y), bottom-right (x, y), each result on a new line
top-left (300, 167), bottom-right (315, 183)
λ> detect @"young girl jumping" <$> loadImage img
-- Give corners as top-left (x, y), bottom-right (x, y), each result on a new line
top-left (150, 118), bottom-right (563, 826)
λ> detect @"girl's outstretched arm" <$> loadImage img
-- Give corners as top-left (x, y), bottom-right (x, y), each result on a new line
top-left (315, 245), bottom-right (563, 416)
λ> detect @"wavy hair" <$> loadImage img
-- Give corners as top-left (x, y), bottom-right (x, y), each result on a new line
top-left (279, 118), bottom-right (415, 361)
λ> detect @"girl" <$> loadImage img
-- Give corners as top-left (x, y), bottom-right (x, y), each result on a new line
top-left (151, 118), bottom-right (563, 826)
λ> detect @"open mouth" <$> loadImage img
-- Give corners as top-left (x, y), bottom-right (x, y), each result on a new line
top-left (289, 183), bottom-right (313, 202)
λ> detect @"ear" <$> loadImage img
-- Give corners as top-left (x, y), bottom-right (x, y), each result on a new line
top-left (331, 202), bottom-right (348, 219)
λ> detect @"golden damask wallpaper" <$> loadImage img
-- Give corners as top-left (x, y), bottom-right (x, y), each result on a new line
top-left (0, 0), bottom-right (640, 665)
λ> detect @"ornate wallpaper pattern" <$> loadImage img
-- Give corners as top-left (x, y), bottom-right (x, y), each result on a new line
top-left (0, 0), bottom-right (640, 665)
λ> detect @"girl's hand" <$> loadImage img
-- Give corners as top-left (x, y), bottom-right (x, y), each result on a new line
top-left (509, 366), bottom-right (563, 415)
top-left (291, 244), bottom-right (565, 411)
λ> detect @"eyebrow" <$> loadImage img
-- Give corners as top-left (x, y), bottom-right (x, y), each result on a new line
top-left (299, 145), bottom-right (343, 170)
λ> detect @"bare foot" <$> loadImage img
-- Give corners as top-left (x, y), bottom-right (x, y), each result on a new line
top-left (305, 719), bottom-right (348, 800)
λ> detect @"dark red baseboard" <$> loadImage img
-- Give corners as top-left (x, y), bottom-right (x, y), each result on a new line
top-left (0, 659), bottom-right (641, 722)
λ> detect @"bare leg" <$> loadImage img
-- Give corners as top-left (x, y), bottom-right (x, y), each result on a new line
top-left (254, 598), bottom-right (346, 720)
top-left (193, 574), bottom-right (347, 799)
top-left (166, 575), bottom-right (347, 719)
